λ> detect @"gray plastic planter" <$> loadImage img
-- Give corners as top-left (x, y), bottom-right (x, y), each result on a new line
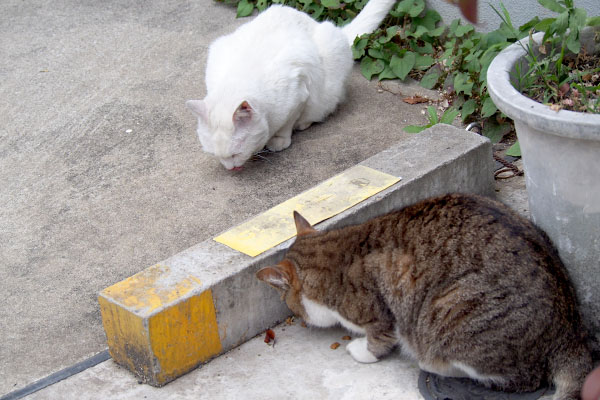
top-left (487, 29), bottom-right (600, 352)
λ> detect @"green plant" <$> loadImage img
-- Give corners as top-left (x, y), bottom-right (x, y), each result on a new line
top-left (404, 106), bottom-right (459, 132)
top-left (217, 0), bottom-right (369, 21)
top-left (493, 0), bottom-right (600, 113)
top-left (347, 0), bottom-right (540, 143)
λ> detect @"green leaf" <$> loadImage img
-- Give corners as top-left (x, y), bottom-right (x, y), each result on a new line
top-left (551, 11), bottom-right (569, 35)
top-left (413, 41), bottom-right (434, 54)
top-left (454, 72), bottom-right (474, 96)
top-left (460, 99), bottom-right (476, 121)
top-left (440, 108), bottom-right (459, 124)
top-left (461, 39), bottom-right (475, 50)
top-left (408, 0), bottom-right (425, 17)
top-left (403, 125), bottom-right (428, 133)
top-left (414, 54), bottom-right (434, 70)
top-left (378, 65), bottom-right (398, 80)
top-left (566, 27), bottom-right (580, 54)
top-left (414, 9), bottom-right (442, 30)
top-left (537, 0), bottom-right (566, 13)
top-left (481, 97), bottom-right (498, 118)
top-left (386, 25), bottom-right (399, 37)
top-left (378, 26), bottom-right (399, 43)
top-left (428, 26), bottom-right (446, 37)
top-left (497, 22), bottom-right (518, 40)
top-left (482, 120), bottom-right (511, 144)
top-left (368, 48), bottom-right (386, 59)
top-left (484, 30), bottom-right (509, 46)
top-left (408, 25), bottom-right (430, 38)
top-left (534, 18), bottom-right (555, 32)
top-left (518, 17), bottom-right (541, 33)
top-left (360, 56), bottom-right (384, 80)
top-left (256, 0), bottom-right (268, 11)
top-left (479, 49), bottom-right (501, 82)
top-left (505, 141), bottom-right (521, 157)
top-left (569, 7), bottom-right (587, 30)
top-left (455, 24), bottom-right (474, 37)
top-left (449, 19), bottom-right (460, 35)
top-left (383, 42), bottom-right (402, 55)
top-left (321, 0), bottom-right (341, 9)
top-left (499, 2), bottom-right (513, 26)
top-left (236, 0), bottom-right (254, 17)
top-left (394, 0), bottom-right (411, 14)
top-left (352, 37), bottom-right (368, 59)
top-left (313, 5), bottom-right (325, 19)
top-left (587, 16), bottom-right (600, 26)
top-left (396, 0), bottom-right (425, 17)
top-left (420, 66), bottom-right (441, 89)
top-left (427, 106), bottom-right (439, 124)
top-left (465, 58), bottom-right (481, 74)
top-left (390, 51), bottom-right (416, 81)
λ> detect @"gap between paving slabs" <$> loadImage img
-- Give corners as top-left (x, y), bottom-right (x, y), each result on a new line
top-left (98, 124), bottom-right (494, 387)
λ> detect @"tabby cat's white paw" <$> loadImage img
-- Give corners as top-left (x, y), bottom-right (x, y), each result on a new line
top-left (346, 337), bottom-right (378, 363)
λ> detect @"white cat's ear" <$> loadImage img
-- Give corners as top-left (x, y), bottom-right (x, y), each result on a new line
top-left (186, 100), bottom-right (208, 121)
top-left (233, 101), bottom-right (253, 125)
top-left (256, 265), bottom-right (291, 291)
top-left (294, 211), bottom-right (316, 236)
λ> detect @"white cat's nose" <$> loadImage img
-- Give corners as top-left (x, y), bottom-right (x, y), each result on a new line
top-left (219, 155), bottom-right (245, 171)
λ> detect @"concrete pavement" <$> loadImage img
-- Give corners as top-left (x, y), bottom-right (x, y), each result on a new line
top-left (28, 321), bottom-right (427, 400)
top-left (16, 167), bottom-right (536, 400)
top-left (1, 0), bottom-right (447, 395)
top-left (27, 306), bottom-right (552, 400)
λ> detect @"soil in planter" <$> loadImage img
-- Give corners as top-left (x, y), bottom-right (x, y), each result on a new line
top-left (523, 50), bottom-right (600, 113)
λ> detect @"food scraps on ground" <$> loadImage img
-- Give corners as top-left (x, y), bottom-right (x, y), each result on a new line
top-left (342, 335), bottom-right (351, 341)
top-left (330, 342), bottom-right (341, 350)
top-left (264, 329), bottom-right (275, 346)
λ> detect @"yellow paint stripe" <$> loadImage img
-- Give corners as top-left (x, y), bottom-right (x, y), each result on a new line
top-left (101, 264), bottom-right (203, 315)
top-left (149, 289), bottom-right (222, 384)
top-left (99, 287), bottom-right (222, 386)
top-left (99, 295), bottom-right (153, 379)
top-left (214, 165), bottom-right (400, 257)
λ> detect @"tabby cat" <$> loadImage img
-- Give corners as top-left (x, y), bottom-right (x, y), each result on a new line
top-left (257, 193), bottom-right (592, 400)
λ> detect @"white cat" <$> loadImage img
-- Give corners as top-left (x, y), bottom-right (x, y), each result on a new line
top-left (186, 0), bottom-right (397, 170)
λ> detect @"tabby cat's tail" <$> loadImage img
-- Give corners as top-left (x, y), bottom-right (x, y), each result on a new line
top-left (550, 339), bottom-right (592, 400)
top-left (342, 0), bottom-right (397, 45)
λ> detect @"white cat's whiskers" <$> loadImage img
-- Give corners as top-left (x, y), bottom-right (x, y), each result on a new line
top-left (250, 149), bottom-right (273, 163)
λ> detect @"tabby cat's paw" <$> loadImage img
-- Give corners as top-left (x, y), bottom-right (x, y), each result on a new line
top-left (346, 337), bottom-right (378, 363)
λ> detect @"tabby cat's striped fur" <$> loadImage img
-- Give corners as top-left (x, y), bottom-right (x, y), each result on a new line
top-left (257, 193), bottom-right (591, 400)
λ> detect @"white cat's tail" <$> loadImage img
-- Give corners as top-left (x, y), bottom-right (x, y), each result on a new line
top-left (342, 0), bottom-right (397, 45)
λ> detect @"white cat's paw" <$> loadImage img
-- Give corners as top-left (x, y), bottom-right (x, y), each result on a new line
top-left (266, 135), bottom-right (292, 152)
top-left (346, 337), bottom-right (379, 364)
top-left (294, 121), bottom-right (312, 131)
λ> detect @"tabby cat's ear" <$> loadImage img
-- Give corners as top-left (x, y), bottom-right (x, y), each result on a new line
top-left (256, 264), bottom-right (291, 290)
top-left (293, 211), bottom-right (316, 236)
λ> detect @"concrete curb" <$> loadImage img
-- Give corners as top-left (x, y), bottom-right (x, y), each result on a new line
top-left (98, 124), bottom-right (494, 386)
